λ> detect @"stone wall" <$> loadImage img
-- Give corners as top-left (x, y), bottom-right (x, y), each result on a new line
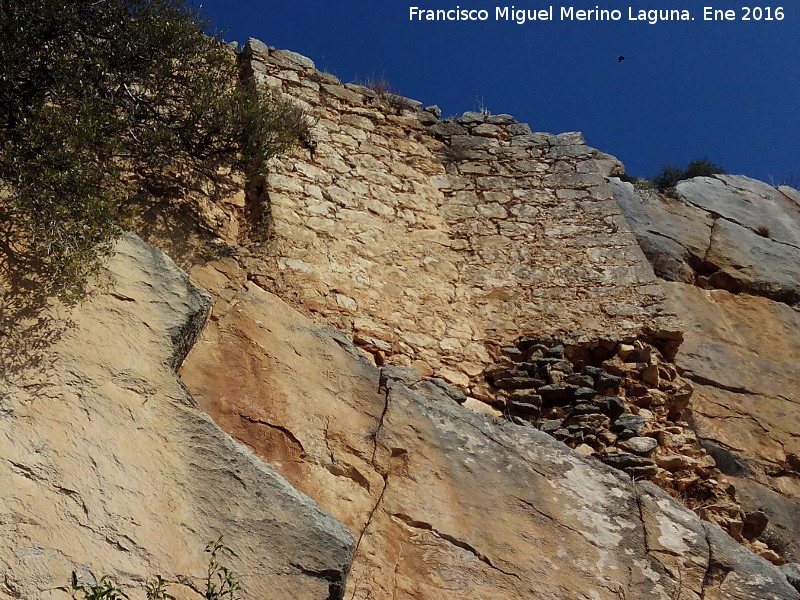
top-left (239, 39), bottom-right (680, 395)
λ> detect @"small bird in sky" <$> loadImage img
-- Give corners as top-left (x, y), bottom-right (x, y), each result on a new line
top-left (618, 56), bottom-right (625, 63)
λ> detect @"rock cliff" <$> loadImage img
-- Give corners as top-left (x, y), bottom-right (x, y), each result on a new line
top-left (179, 268), bottom-right (798, 599)
top-left (611, 175), bottom-right (800, 566)
top-left (2, 37), bottom-right (799, 600)
top-left (0, 234), bottom-right (352, 599)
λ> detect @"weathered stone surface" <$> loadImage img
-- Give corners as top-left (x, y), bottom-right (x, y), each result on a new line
top-left (231, 40), bottom-right (681, 399)
top-left (4, 32), bottom-right (799, 600)
top-left (598, 396), bottom-right (626, 421)
top-left (612, 413), bottom-right (647, 435)
top-left (733, 477), bottom-right (800, 563)
top-left (664, 283), bottom-right (800, 468)
top-left (180, 277), bottom-right (799, 599)
top-left (704, 217), bottom-right (800, 303)
top-left (742, 509), bottom-right (770, 541)
top-left (619, 436), bottom-right (659, 455)
top-left (635, 481), bottom-right (799, 600)
top-left (0, 234), bottom-right (353, 599)
top-left (574, 386), bottom-right (597, 399)
top-left (783, 563), bottom-right (800, 593)
top-left (663, 281), bottom-right (800, 562)
top-left (678, 175), bottom-right (800, 248)
top-left (508, 401), bottom-right (541, 418)
top-left (657, 454), bottom-right (698, 472)
top-left (494, 376), bottom-right (542, 390)
top-left (420, 377), bottom-right (468, 404)
top-left (597, 371), bottom-right (622, 391)
top-left (612, 174), bottom-right (800, 304)
top-left (609, 178), bottom-right (712, 283)
top-left (538, 383), bottom-right (575, 404)
top-left (613, 168), bottom-right (800, 565)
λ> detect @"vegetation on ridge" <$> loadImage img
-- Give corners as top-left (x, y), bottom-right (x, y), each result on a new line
top-left (620, 156), bottom-right (726, 198)
top-left (0, 0), bottom-right (309, 298)
top-left (651, 156), bottom-right (726, 190)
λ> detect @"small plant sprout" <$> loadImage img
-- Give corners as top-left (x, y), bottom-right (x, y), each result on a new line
top-left (60, 571), bottom-right (129, 600)
top-left (62, 539), bottom-right (244, 600)
top-left (204, 536), bottom-right (242, 600)
top-left (145, 575), bottom-right (176, 600)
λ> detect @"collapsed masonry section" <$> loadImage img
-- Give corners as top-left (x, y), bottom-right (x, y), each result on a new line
top-left (236, 38), bottom-right (681, 395)
top-left (475, 333), bottom-right (785, 565)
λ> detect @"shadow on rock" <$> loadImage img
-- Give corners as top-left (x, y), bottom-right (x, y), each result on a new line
top-left (0, 210), bottom-right (74, 380)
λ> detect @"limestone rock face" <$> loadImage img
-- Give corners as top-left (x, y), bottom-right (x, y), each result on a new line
top-left (180, 266), bottom-right (798, 599)
top-left (0, 234), bottom-right (353, 599)
top-left (663, 282), bottom-right (800, 563)
top-left (610, 175), bottom-right (800, 304)
top-left (613, 175), bottom-right (800, 566)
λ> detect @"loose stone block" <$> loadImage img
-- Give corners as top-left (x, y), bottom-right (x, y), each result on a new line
top-left (618, 436), bottom-right (659, 455)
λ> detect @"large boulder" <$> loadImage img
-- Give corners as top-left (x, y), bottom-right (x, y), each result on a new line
top-left (0, 234), bottom-right (353, 599)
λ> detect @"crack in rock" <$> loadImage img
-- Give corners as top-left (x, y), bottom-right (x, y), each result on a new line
top-left (290, 563), bottom-right (348, 600)
top-left (390, 513), bottom-right (521, 581)
top-left (239, 414), bottom-right (307, 458)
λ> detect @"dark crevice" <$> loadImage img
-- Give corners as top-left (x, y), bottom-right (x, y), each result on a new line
top-left (6, 460), bottom-right (40, 481)
top-left (239, 414), bottom-right (307, 458)
top-left (108, 291), bottom-right (137, 302)
top-left (631, 481), bottom-right (682, 592)
top-left (514, 497), bottom-right (592, 541)
top-left (350, 474), bottom-right (388, 577)
top-left (370, 379), bottom-right (391, 466)
top-left (346, 369), bottom-right (398, 592)
top-left (696, 215), bottom-right (719, 277)
top-left (2, 572), bottom-right (22, 599)
top-left (290, 564), bottom-right (348, 600)
top-left (391, 513), bottom-right (521, 581)
top-left (699, 524), bottom-right (733, 600)
top-left (678, 369), bottom-right (753, 396)
top-left (699, 526), bottom-right (713, 600)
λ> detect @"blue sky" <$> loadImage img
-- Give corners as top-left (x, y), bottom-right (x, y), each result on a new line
top-left (199, 1), bottom-right (798, 183)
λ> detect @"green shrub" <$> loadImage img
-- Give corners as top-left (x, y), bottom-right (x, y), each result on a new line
top-left (651, 157), bottom-right (725, 192)
top-left (651, 164), bottom-right (687, 191)
top-left (683, 157), bottom-right (726, 179)
top-left (204, 536), bottom-right (242, 600)
top-left (145, 576), bottom-right (176, 600)
top-left (0, 0), bottom-right (309, 298)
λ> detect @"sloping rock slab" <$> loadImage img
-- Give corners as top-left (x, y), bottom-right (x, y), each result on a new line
top-left (704, 217), bottom-right (800, 303)
top-left (0, 233), bottom-right (353, 600)
top-left (611, 175), bottom-right (800, 304)
top-left (678, 175), bottom-right (800, 249)
top-left (664, 281), bottom-right (800, 562)
top-left (609, 177), bottom-right (712, 283)
top-left (180, 271), bottom-right (798, 600)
